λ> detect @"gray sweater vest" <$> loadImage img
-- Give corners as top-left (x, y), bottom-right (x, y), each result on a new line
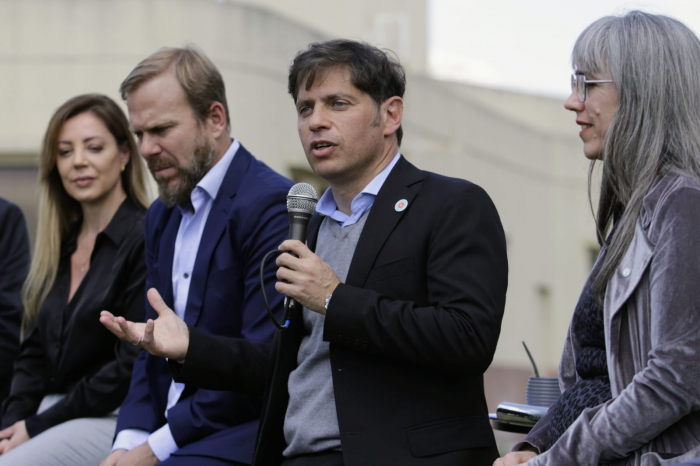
top-left (283, 212), bottom-right (369, 457)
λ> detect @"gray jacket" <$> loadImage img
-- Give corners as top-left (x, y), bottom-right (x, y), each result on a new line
top-left (519, 175), bottom-right (700, 466)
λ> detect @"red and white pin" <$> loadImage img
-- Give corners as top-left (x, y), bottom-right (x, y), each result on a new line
top-left (395, 199), bottom-right (408, 212)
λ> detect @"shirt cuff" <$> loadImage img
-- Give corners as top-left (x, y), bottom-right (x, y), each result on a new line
top-left (112, 429), bottom-right (150, 452)
top-left (148, 424), bottom-right (180, 462)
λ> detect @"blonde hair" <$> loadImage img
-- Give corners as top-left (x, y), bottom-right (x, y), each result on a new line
top-left (22, 94), bottom-right (150, 333)
top-left (120, 45), bottom-right (230, 131)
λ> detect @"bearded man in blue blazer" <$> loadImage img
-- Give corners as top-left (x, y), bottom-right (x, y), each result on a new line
top-left (100, 47), bottom-right (291, 466)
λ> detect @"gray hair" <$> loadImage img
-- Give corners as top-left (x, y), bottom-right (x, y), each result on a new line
top-left (574, 11), bottom-right (700, 299)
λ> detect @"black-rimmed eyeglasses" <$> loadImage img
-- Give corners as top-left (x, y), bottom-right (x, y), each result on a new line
top-left (571, 73), bottom-right (614, 102)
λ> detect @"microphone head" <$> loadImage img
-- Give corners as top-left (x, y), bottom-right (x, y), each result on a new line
top-left (287, 183), bottom-right (318, 214)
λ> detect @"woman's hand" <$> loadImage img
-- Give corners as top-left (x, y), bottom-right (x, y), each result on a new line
top-left (0, 420), bottom-right (29, 454)
top-left (493, 449), bottom-right (537, 466)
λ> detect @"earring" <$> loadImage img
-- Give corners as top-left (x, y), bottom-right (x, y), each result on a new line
top-left (121, 165), bottom-right (126, 173)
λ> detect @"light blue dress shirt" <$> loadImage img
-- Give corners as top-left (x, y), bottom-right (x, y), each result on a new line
top-left (112, 139), bottom-right (240, 460)
top-left (316, 152), bottom-right (401, 226)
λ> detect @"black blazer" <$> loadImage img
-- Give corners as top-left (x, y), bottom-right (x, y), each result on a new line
top-left (0, 198), bottom-right (30, 407)
top-left (174, 157), bottom-right (508, 466)
top-left (2, 199), bottom-right (146, 437)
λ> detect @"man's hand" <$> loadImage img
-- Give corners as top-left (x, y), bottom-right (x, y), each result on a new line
top-left (114, 442), bottom-right (159, 466)
top-left (100, 449), bottom-right (127, 466)
top-left (493, 450), bottom-right (537, 466)
top-left (100, 288), bottom-right (190, 361)
top-left (0, 420), bottom-right (29, 454)
top-left (275, 240), bottom-right (341, 314)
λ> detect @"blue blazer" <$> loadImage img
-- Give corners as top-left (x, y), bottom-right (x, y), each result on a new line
top-left (115, 145), bottom-right (292, 464)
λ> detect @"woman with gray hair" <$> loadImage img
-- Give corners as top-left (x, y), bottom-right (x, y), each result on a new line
top-left (496, 10), bottom-right (700, 466)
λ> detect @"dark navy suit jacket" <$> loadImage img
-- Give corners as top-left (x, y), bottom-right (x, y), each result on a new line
top-left (115, 145), bottom-right (292, 464)
top-left (0, 198), bottom-right (30, 408)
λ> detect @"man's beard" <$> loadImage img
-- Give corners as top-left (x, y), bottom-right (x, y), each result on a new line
top-left (149, 134), bottom-right (215, 208)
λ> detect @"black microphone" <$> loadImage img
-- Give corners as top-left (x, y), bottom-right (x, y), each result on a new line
top-left (284, 183), bottom-right (318, 312)
top-left (260, 183), bottom-right (318, 329)
top-left (286, 183), bottom-right (318, 242)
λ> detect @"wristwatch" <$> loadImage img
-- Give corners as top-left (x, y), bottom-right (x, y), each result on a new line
top-left (324, 294), bottom-right (332, 311)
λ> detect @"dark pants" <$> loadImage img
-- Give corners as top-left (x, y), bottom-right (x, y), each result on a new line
top-left (162, 456), bottom-right (247, 466)
top-left (280, 451), bottom-right (345, 466)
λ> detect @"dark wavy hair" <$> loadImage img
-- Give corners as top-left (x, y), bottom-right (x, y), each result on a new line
top-left (288, 39), bottom-right (406, 146)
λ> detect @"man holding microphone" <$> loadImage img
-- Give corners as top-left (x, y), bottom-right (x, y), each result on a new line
top-left (102, 39), bottom-right (508, 466)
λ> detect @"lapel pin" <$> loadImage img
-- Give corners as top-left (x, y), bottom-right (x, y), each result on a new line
top-left (395, 199), bottom-right (408, 212)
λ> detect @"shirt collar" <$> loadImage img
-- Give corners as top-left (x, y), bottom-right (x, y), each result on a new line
top-left (197, 138), bottom-right (239, 202)
top-left (61, 198), bottom-right (144, 257)
top-left (100, 197), bottom-right (145, 245)
top-left (317, 152), bottom-right (402, 218)
top-left (180, 138), bottom-right (239, 214)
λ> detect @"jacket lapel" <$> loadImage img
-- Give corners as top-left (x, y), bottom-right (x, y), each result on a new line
top-left (183, 201), bottom-right (229, 327)
top-left (159, 209), bottom-right (181, 307)
top-left (603, 219), bottom-right (653, 394)
top-left (345, 156), bottom-right (425, 288)
top-left (307, 213), bottom-right (324, 253)
top-left (604, 220), bottom-right (654, 324)
top-left (183, 145), bottom-right (252, 327)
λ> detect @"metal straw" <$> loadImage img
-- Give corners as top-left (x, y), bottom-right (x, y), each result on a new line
top-left (522, 341), bottom-right (540, 378)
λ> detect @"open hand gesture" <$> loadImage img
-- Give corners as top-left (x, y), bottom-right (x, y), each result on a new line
top-left (100, 288), bottom-right (190, 361)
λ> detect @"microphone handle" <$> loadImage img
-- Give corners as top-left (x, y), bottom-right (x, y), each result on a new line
top-left (286, 211), bottom-right (313, 310)
top-left (288, 210), bottom-right (312, 242)
top-left (289, 220), bottom-right (309, 243)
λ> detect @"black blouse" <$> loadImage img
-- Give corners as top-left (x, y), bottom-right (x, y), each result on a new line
top-left (1, 199), bottom-right (147, 437)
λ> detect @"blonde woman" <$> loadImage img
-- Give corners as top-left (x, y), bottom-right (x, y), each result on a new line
top-left (0, 94), bottom-right (150, 466)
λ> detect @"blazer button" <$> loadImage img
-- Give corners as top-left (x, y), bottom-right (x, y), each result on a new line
top-left (622, 267), bottom-right (631, 277)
